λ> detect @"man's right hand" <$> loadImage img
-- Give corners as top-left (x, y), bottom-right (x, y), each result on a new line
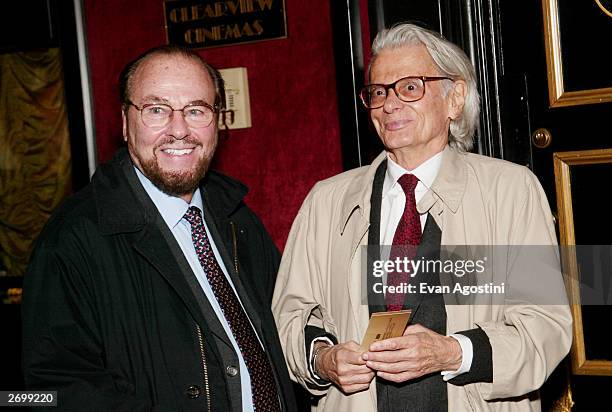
top-left (315, 341), bottom-right (375, 394)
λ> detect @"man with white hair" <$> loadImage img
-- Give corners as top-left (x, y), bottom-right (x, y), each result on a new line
top-left (273, 23), bottom-right (571, 411)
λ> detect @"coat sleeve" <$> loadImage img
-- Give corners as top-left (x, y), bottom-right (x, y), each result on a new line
top-left (272, 189), bottom-right (339, 395)
top-left (21, 223), bottom-right (155, 411)
top-left (470, 168), bottom-right (573, 400)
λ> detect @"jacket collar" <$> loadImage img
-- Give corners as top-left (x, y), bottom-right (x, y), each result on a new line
top-left (338, 145), bottom-right (468, 233)
top-left (93, 148), bottom-right (248, 235)
top-left (421, 145), bottom-right (468, 214)
top-left (339, 152), bottom-right (387, 234)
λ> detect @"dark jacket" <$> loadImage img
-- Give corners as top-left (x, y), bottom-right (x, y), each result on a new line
top-left (22, 149), bottom-right (297, 411)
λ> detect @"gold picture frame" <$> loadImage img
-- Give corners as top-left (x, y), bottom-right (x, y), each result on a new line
top-left (542, 0), bottom-right (612, 107)
top-left (554, 148), bottom-right (612, 375)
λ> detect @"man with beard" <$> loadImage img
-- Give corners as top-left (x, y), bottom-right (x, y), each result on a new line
top-left (22, 46), bottom-right (296, 411)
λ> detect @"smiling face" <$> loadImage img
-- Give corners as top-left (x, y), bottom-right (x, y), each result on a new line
top-left (369, 44), bottom-right (465, 169)
top-left (122, 54), bottom-right (218, 202)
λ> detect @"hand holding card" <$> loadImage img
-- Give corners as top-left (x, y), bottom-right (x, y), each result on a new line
top-left (360, 310), bottom-right (412, 351)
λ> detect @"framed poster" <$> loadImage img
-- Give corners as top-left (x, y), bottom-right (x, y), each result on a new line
top-left (554, 148), bottom-right (612, 375)
top-left (542, 0), bottom-right (612, 107)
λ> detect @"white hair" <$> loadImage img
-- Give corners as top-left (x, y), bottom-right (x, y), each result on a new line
top-left (369, 23), bottom-right (480, 152)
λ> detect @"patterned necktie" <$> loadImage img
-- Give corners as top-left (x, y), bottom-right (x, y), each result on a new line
top-left (184, 206), bottom-right (280, 411)
top-left (386, 174), bottom-right (421, 311)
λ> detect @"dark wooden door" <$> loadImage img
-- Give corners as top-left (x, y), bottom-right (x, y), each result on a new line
top-left (497, 0), bottom-right (612, 205)
top-left (497, 1), bottom-right (612, 410)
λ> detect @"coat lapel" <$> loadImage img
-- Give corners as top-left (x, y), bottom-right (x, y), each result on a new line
top-left (200, 199), bottom-right (264, 336)
top-left (418, 145), bottom-right (468, 217)
top-left (131, 224), bottom-right (227, 339)
top-left (367, 160), bottom-right (388, 315)
top-left (113, 152), bottom-right (233, 348)
top-left (338, 153), bottom-right (387, 342)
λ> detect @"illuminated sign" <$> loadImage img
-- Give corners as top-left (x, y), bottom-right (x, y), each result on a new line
top-left (164, 0), bottom-right (287, 49)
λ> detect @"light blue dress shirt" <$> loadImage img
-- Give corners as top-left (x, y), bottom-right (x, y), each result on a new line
top-left (135, 167), bottom-right (255, 411)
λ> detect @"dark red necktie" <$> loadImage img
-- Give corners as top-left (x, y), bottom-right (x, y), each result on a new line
top-left (386, 174), bottom-right (421, 311)
top-left (184, 206), bottom-right (280, 411)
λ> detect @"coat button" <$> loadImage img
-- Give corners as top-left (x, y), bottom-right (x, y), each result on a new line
top-left (185, 385), bottom-right (201, 399)
top-left (226, 365), bottom-right (239, 377)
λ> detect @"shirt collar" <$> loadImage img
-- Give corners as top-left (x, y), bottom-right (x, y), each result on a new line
top-left (383, 150), bottom-right (443, 198)
top-left (134, 166), bottom-right (203, 229)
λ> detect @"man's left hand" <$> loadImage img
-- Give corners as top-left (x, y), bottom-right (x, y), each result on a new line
top-left (362, 324), bottom-right (462, 383)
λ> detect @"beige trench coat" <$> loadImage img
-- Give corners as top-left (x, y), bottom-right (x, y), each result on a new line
top-left (272, 146), bottom-right (572, 411)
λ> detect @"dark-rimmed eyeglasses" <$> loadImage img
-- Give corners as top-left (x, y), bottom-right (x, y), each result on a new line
top-left (359, 76), bottom-right (452, 109)
top-left (126, 100), bottom-right (218, 128)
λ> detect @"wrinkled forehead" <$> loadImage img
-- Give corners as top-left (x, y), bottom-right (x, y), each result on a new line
top-left (130, 54), bottom-right (215, 100)
top-left (370, 44), bottom-right (439, 83)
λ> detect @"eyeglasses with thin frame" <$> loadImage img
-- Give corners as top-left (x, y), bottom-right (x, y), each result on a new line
top-left (359, 76), bottom-right (452, 109)
top-left (126, 100), bottom-right (218, 128)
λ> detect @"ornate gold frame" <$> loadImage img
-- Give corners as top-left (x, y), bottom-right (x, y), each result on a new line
top-left (554, 148), bottom-right (612, 375)
top-left (542, 0), bottom-right (612, 107)
top-left (595, 0), bottom-right (612, 18)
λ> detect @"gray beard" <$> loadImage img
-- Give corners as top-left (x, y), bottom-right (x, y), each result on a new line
top-left (129, 141), bottom-right (212, 198)
top-left (139, 156), bottom-right (209, 197)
